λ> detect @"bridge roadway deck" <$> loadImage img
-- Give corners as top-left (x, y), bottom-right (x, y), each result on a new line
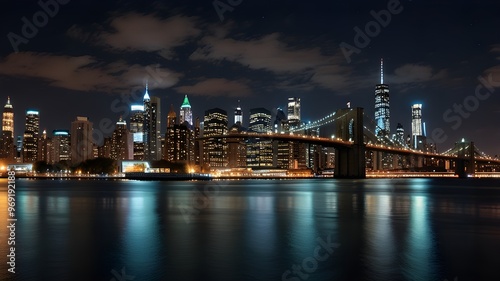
top-left (198, 133), bottom-right (500, 165)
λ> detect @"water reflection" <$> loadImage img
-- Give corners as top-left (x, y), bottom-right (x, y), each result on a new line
top-left (1, 178), bottom-right (499, 280)
top-left (0, 185), bottom-right (9, 280)
top-left (122, 193), bottom-right (162, 278)
top-left (364, 195), bottom-right (397, 280)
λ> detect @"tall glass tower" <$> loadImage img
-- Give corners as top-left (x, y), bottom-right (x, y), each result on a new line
top-left (395, 123), bottom-right (406, 146)
top-left (248, 108), bottom-right (272, 133)
top-left (411, 104), bottom-right (426, 150)
top-left (203, 108), bottom-right (228, 167)
top-left (143, 83), bottom-right (161, 161)
top-left (52, 130), bottom-right (71, 163)
top-left (411, 104), bottom-right (423, 136)
top-left (374, 58), bottom-right (390, 137)
top-left (247, 108), bottom-right (273, 167)
top-left (234, 100), bottom-right (243, 125)
top-left (287, 97), bottom-right (301, 128)
top-left (23, 110), bottom-right (40, 163)
top-left (130, 104), bottom-right (144, 160)
top-left (111, 117), bottom-right (131, 161)
top-left (143, 84), bottom-right (151, 160)
top-left (411, 104), bottom-right (427, 151)
top-left (150, 96), bottom-right (161, 160)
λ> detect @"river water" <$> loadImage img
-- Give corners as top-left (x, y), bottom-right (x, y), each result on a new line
top-left (1, 178), bottom-right (499, 281)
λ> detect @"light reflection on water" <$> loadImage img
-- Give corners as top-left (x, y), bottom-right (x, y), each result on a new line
top-left (0, 178), bottom-right (499, 280)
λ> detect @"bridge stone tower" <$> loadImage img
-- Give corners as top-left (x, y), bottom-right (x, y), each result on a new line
top-left (334, 107), bottom-right (366, 178)
top-left (455, 141), bottom-right (475, 178)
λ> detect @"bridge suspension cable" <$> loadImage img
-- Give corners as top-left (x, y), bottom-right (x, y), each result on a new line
top-left (288, 110), bottom-right (494, 160)
top-left (289, 110), bottom-right (350, 132)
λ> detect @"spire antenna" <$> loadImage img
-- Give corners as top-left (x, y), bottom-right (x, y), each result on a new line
top-left (143, 79), bottom-right (150, 101)
top-left (380, 58), bottom-right (384, 84)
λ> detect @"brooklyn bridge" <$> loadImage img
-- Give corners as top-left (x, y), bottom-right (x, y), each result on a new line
top-left (200, 107), bottom-right (500, 179)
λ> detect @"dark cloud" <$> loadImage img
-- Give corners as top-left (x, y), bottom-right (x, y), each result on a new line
top-left (0, 52), bottom-right (181, 92)
top-left (190, 32), bottom-right (352, 92)
top-left (68, 13), bottom-right (201, 58)
top-left (389, 64), bottom-right (447, 85)
top-left (175, 78), bottom-right (252, 97)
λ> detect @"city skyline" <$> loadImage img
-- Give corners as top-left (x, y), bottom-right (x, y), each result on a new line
top-left (0, 85), bottom-right (496, 158)
top-left (0, 0), bottom-right (499, 154)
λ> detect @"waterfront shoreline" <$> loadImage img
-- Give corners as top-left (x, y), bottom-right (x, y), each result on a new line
top-left (3, 174), bottom-right (500, 180)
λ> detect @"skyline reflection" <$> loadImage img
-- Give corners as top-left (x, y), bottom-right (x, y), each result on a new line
top-left (2, 178), bottom-right (500, 280)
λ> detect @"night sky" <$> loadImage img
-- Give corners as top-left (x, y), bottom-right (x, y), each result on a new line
top-left (0, 0), bottom-right (499, 154)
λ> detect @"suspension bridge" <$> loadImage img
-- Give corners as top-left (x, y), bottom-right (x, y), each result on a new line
top-left (200, 107), bottom-right (500, 179)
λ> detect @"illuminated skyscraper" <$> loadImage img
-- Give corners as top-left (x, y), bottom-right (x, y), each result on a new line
top-left (375, 58), bottom-right (390, 137)
top-left (273, 108), bottom-right (291, 169)
top-left (194, 117), bottom-right (201, 166)
top-left (203, 108), bottom-right (228, 168)
top-left (411, 104), bottom-right (423, 136)
top-left (247, 108), bottom-right (273, 167)
top-left (179, 95), bottom-right (193, 126)
top-left (150, 96), bottom-right (161, 160)
top-left (2, 97), bottom-right (13, 134)
top-left (166, 123), bottom-right (194, 163)
top-left (287, 97), bottom-right (301, 128)
top-left (22, 110), bottom-right (40, 163)
top-left (111, 117), bottom-right (133, 161)
top-left (38, 129), bottom-right (52, 163)
top-left (287, 98), bottom-right (305, 167)
top-left (234, 100), bottom-right (243, 125)
top-left (248, 108), bottom-right (272, 133)
top-left (1, 97), bottom-right (14, 160)
top-left (165, 104), bottom-right (194, 163)
top-left (165, 105), bottom-right (176, 161)
top-left (143, 84), bottom-right (161, 161)
top-left (52, 130), bottom-right (71, 163)
top-left (274, 108), bottom-right (288, 133)
top-left (130, 105), bottom-right (144, 160)
top-left (395, 123), bottom-right (406, 146)
top-left (143, 85), bottom-right (151, 160)
top-left (411, 104), bottom-right (426, 150)
top-left (70, 116), bottom-right (93, 164)
top-left (15, 136), bottom-right (22, 161)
